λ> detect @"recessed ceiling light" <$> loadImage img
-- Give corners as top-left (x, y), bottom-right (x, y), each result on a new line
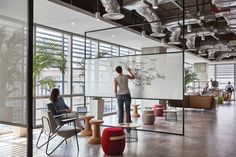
top-left (112, 34), bottom-right (115, 38)
top-left (71, 22), bottom-right (75, 25)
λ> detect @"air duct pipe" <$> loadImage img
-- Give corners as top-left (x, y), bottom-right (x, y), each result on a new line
top-left (167, 26), bottom-right (181, 44)
top-left (216, 52), bottom-right (236, 61)
top-left (208, 50), bottom-right (216, 60)
top-left (198, 45), bottom-right (214, 56)
top-left (185, 34), bottom-right (196, 50)
top-left (100, 0), bottom-right (124, 20)
top-left (212, 0), bottom-right (236, 34)
top-left (135, 3), bottom-right (165, 37)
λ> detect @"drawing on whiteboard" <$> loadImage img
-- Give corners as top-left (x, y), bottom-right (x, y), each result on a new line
top-left (109, 56), bottom-right (165, 86)
top-left (85, 53), bottom-right (183, 100)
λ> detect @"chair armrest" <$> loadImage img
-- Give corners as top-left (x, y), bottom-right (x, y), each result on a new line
top-left (61, 117), bottom-right (77, 123)
top-left (54, 114), bottom-right (64, 118)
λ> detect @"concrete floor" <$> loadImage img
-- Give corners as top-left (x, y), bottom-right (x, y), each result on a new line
top-left (1, 102), bottom-right (236, 157)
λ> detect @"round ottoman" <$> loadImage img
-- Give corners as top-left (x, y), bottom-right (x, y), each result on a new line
top-left (142, 110), bottom-right (155, 125)
top-left (153, 104), bottom-right (164, 117)
top-left (102, 128), bottom-right (125, 156)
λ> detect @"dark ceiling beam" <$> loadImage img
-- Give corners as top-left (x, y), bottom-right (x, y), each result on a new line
top-left (159, 6), bottom-right (175, 16)
top-left (166, 1), bottom-right (211, 11)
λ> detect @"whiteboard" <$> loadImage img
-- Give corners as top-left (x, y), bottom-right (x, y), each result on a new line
top-left (85, 53), bottom-right (183, 100)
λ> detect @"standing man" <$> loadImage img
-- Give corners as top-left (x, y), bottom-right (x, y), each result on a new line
top-left (114, 66), bottom-right (135, 123)
top-left (225, 82), bottom-right (234, 101)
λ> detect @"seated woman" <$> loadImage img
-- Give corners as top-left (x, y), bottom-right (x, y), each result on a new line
top-left (49, 88), bottom-right (84, 129)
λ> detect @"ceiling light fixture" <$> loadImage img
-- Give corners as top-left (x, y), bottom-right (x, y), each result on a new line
top-left (95, 12), bottom-right (101, 21)
top-left (112, 34), bottom-right (115, 38)
top-left (187, 24), bottom-right (192, 33)
top-left (153, 0), bottom-right (158, 9)
top-left (95, 0), bottom-right (101, 21)
top-left (141, 30), bottom-right (146, 37)
top-left (71, 22), bottom-right (75, 25)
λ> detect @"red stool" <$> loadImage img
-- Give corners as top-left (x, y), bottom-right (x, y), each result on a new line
top-left (102, 128), bottom-right (125, 156)
top-left (153, 104), bottom-right (164, 117)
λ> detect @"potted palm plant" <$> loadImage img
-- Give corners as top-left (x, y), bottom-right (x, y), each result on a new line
top-left (185, 67), bottom-right (198, 92)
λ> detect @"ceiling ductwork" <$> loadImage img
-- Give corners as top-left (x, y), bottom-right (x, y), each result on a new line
top-left (164, 18), bottom-right (201, 28)
top-left (100, 0), bottom-right (124, 20)
top-left (167, 26), bottom-right (181, 44)
top-left (212, 0), bottom-right (236, 8)
top-left (185, 34), bottom-right (196, 51)
top-left (206, 43), bottom-right (233, 60)
top-left (198, 45), bottom-right (214, 56)
top-left (135, 3), bottom-right (165, 37)
top-left (216, 51), bottom-right (236, 61)
top-left (212, 0), bottom-right (236, 35)
top-left (208, 50), bottom-right (216, 60)
top-left (123, 0), bottom-right (166, 37)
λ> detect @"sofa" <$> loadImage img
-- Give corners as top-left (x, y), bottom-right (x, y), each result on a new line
top-left (169, 95), bottom-right (216, 110)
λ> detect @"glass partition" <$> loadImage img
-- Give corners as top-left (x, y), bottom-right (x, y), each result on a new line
top-left (85, 25), bottom-right (184, 135)
top-left (0, 0), bottom-right (28, 126)
top-left (0, 0), bottom-right (31, 156)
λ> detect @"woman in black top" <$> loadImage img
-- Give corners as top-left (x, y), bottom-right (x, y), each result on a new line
top-left (49, 88), bottom-right (84, 129)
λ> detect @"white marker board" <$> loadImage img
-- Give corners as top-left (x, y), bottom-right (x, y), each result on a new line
top-left (85, 53), bottom-right (183, 100)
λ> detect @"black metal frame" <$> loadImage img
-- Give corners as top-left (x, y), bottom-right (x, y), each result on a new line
top-left (36, 115), bottom-right (79, 156)
top-left (84, 0), bottom-right (186, 136)
top-left (27, 0), bottom-right (34, 156)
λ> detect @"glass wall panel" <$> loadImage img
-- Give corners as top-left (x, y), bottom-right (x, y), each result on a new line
top-left (72, 35), bottom-right (85, 95)
top-left (216, 64), bottom-right (234, 89)
top-left (208, 64), bottom-right (215, 81)
top-left (33, 26), bottom-right (141, 127)
top-left (35, 27), bottom-right (70, 96)
top-left (72, 96), bottom-right (84, 111)
top-left (0, 0), bottom-right (29, 156)
top-left (0, 0), bottom-right (28, 126)
top-left (208, 64), bottom-right (235, 100)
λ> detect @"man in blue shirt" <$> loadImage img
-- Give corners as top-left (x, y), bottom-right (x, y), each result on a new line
top-left (225, 82), bottom-right (234, 101)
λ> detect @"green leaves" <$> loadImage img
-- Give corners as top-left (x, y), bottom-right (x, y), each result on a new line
top-left (185, 67), bottom-right (198, 90)
top-left (37, 77), bottom-right (56, 90)
top-left (33, 38), bottom-right (67, 90)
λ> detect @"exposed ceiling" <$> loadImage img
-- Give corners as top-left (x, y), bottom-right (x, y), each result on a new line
top-left (0, 0), bottom-right (212, 63)
top-left (34, 0), bottom-right (181, 52)
top-left (56, 0), bottom-right (236, 61)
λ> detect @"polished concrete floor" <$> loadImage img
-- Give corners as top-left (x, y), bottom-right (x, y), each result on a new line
top-left (1, 102), bottom-right (236, 157)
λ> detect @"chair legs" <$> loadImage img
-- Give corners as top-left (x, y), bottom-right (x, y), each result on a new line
top-left (45, 135), bottom-right (67, 156)
top-left (36, 128), bottom-right (57, 149)
top-left (74, 121), bottom-right (79, 151)
top-left (75, 134), bottom-right (79, 151)
top-left (37, 116), bottom-right (80, 155)
top-left (36, 129), bottom-right (79, 156)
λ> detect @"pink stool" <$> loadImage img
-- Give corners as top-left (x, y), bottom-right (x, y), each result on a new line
top-left (153, 104), bottom-right (164, 117)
